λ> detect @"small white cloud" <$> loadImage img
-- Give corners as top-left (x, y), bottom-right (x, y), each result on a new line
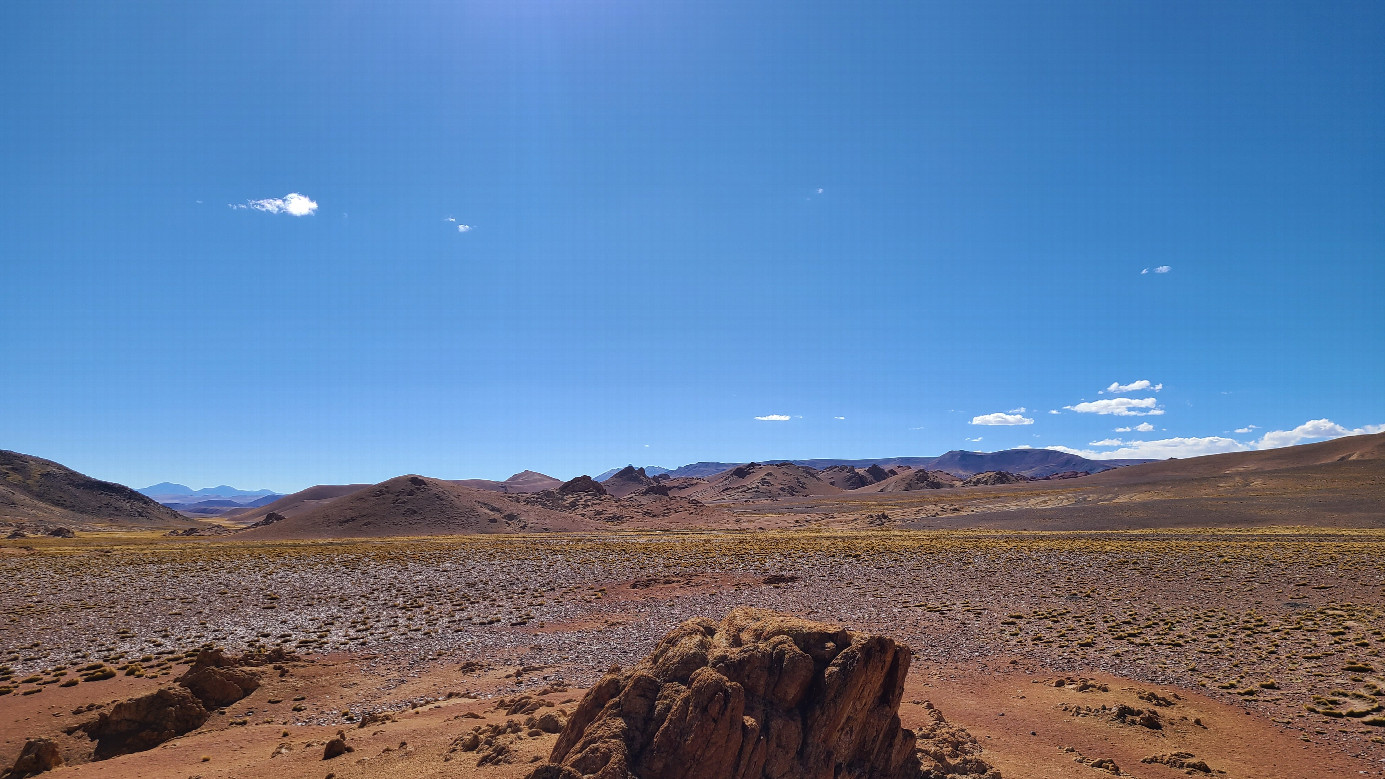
top-left (1114, 422), bottom-right (1157, 433)
top-left (754, 414), bottom-right (791, 421)
top-left (444, 216), bottom-right (456, 222)
top-left (1154, 265), bottom-right (1171, 273)
top-left (971, 412), bottom-right (1035, 426)
top-left (966, 436), bottom-right (983, 443)
top-left (1255, 419), bottom-right (1385, 450)
top-left (1065, 397), bottom-right (1163, 417)
top-left (833, 416), bottom-right (846, 421)
top-left (1088, 438), bottom-right (1125, 447)
top-left (231, 192), bottom-right (318, 216)
top-left (1048, 409), bottom-right (1060, 415)
top-left (1105, 380), bottom-right (1161, 394)
top-left (1007, 407), bottom-right (1027, 414)
top-left (457, 224), bottom-right (473, 233)
top-left (1234, 426), bottom-right (1256, 434)
top-left (816, 188), bottom-right (824, 194)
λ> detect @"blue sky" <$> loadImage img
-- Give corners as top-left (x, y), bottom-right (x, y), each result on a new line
top-left (2, 1), bottom-right (1382, 492)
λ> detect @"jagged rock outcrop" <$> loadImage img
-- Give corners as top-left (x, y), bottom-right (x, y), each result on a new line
top-left (602, 467), bottom-right (659, 498)
top-left (960, 471), bottom-right (1030, 487)
top-left (1, 738), bottom-right (62, 778)
top-left (559, 476), bottom-right (609, 497)
top-left (177, 648), bottom-right (261, 708)
top-left (77, 686), bottom-right (209, 759)
top-left (526, 607), bottom-right (935, 779)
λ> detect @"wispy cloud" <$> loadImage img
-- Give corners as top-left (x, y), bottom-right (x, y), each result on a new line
top-left (1088, 438), bottom-right (1125, 447)
top-left (1141, 265), bottom-right (1172, 275)
top-left (966, 436), bottom-right (983, 443)
top-left (1065, 397), bottom-right (1163, 417)
top-left (1048, 409), bottom-right (1060, 415)
top-left (230, 192), bottom-right (318, 216)
top-left (1007, 407), bottom-right (1027, 414)
top-left (457, 224), bottom-right (473, 233)
top-left (833, 416), bottom-right (846, 421)
top-left (1114, 422), bottom-right (1156, 433)
top-left (1234, 425), bottom-right (1257, 434)
top-left (754, 414), bottom-right (791, 422)
top-left (1101, 380), bottom-right (1162, 394)
top-left (971, 412), bottom-right (1035, 426)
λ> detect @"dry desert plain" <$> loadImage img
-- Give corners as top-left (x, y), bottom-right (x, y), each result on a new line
top-left (3, 435), bottom-right (1385, 779)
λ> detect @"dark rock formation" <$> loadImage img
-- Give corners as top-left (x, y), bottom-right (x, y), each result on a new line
top-left (960, 471), bottom-right (1030, 487)
top-left (78, 686), bottom-right (209, 759)
top-left (525, 607), bottom-right (937, 779)
top-left (1, 738), bottom-right (63, 778)
top-left (558, 476), bottom-right (609, 497)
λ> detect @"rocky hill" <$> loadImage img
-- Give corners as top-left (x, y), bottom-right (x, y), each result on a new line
top-left (0, 450), bottom-right (189, 528)
top-left (237, 476), bottom-right (598, 539)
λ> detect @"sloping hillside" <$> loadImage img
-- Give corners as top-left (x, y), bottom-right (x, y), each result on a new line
top-left (672, 463), bottom-right (844, 501)
top-left (0, 450), bottom-right (188, 527)
top-left (238, 475), bottom-right (598, 539)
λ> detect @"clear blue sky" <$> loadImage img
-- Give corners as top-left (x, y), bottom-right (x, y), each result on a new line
top-left (2, 1), bottom-right (1382, 492)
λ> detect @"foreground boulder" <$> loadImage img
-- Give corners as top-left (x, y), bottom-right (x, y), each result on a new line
top-left (78, 687), bottom-right (209, 759)
top-left (526, 607), bottom-right (930, 779)
top-left (1, 738), bottom-right (62, 778)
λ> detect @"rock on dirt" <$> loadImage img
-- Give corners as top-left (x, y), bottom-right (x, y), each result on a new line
top-left (177, 649), bottom-right (262, 708)
top-left (76, 686), bottom-right (210, 759)
top-left (1, 737), bottom-right (63, 778)
top-left (525, 606), bottom-right (996, 779)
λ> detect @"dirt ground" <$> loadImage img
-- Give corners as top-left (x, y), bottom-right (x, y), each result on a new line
top-left (4, 528), bottom-right (1385, 778)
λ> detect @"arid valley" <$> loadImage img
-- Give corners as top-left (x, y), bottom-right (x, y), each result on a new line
top-left (3, 434), bottom-right (1385, 778)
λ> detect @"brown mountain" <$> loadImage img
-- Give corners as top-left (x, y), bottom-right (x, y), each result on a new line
top-left (452, 470), bottom-right (563, 494)
top-left (601, 466), bottom-right (658, 498)
top-left (860, 469), bottom-right (961, 493)
top-left (961, 471), bottom-right (1031, 487)
top-left (238, 475), bottom-right (599, 539)
top-left (219, 484), bottom-right (371, 526)
top-left (0, 450), bottom-right (189, 528)
top-left (672, 463), bottom-right (844, 502)
top-left (519, 476), bottom-right (732, 529)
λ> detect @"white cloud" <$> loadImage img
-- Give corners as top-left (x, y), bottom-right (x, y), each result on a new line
top-left (231, 192), bottom-right (318, 216)
top-left (1064, 397), bottom-right (1163, 416)
top-left (1103, 380), bottom-right (1162, 394)
top-left (1048, 409), bottom-right (1060, 415)
top-left (1007, 407), bottom-right (1027, 414)
top-left (1088, 438), bottom-right (1125, 447)
top-left (1048, 436), bottom-right (1246, 460)
top-left (1141, 265), bottom-right (1172, 275)
top-left (444, 216), bottom-right (456, 222)
top-left (833, 416), bottom-right (846, 421)
top-left (457, 224), bottom-right (473, 233)
top-left (971, 412), bottom-right (1035, 426)
top-left (1234, 425), bottom-right (1257, 434)
top-left (1114, 422), bottom-right (1156, 433)
top-left (966, 437), bottom-right (983, 443)
top-left (1255, 419), bottom-right (1385, 450)
top-left (754, 414), bottom-right (791, 422)
top-left (816, 188), bottom-right (824, 194)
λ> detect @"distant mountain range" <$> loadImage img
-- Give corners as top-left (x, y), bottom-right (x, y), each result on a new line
top-left (602, 450), bottom-right (1151, 481)
top-left (139, 483), bottom-right (278, 499)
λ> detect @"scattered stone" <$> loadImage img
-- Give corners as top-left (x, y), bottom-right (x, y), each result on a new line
top-left (1142, 752), bottom-right (1212, 774)
top-left (323, 731), bottom-right (354, 760)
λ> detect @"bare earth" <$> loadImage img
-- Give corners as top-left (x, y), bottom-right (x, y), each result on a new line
top-left (4, 528), bottom-right (1385, 778)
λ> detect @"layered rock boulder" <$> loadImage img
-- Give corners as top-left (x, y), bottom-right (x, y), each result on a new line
top-left (78, 686), bottom-right (209, 759)
top-left (526, 607), bottom-right (932, 779)
top-left (177, 648), bottom-right (261, 708)
top-left (1, 738), bottom-right (63, 778)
